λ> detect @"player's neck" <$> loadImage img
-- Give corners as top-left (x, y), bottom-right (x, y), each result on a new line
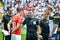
top-left (8, 13), bottom-right (12, 16)
top-left (30, 16), bottom-right (34, 19)
top-left (49, 12), bottom-right (53, 16)
top-left (45, 17), bottom-right (49, 20)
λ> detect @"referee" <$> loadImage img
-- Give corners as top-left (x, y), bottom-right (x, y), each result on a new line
top-left (53, 11), bottom-right (60, 40)
top-left (39, 10), bottom-right (50, 40)
top-left (23, 10), bottom-right (40, 40)
top-left (58, 23), bottom-right (60, 40)
top-left (1, 6), bottom-right (12, 40)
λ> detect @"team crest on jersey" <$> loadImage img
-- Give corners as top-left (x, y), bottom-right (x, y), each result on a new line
top-left (33, 21), bottom-right (36, 25)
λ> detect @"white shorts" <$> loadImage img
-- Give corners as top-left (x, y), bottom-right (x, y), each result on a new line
top-left (11, 34), bottom-right (21, 40)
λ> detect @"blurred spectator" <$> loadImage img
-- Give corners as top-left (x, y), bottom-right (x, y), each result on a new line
top-left (55, 1), bottom-right (60, 10)
top-left (26, 2), bottom-right (35, 11)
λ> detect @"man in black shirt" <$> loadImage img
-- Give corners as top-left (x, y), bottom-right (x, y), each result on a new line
top-left (39, 10), bottom-right (50, 40)
top-left (46, 6), bottom-right (58, 40)
top-left (58, 23), bottom-right (60, 40)
top-left (23, 10), bottom-right (40, 40)
top-left (2, 6), bottom-right (12, 40)
top-left (54, 12), bottom-right (60, 40)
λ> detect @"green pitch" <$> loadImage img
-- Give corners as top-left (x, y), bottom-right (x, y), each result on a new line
top-left (0, 28), bottom-right (26, 40)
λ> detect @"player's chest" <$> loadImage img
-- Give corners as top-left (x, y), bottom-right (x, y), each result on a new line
top-left (27, 19), bottom-right (37, 25)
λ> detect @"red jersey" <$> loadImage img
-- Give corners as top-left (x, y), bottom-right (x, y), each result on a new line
top-left (12, 13), bottom-right (22, 35)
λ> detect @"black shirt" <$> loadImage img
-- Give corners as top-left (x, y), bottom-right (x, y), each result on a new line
top-left (53, 13), bottom-right (60, 24)
top-left (59, 23), bottom-right (60, 28)
top-left (49, 16), bottom-right (54, 20)
top-left (40, 18), bottom-right (50, 36)
top-left (23, 17), bottom-right (39, 33)
top-left (2, 14), bottom-right (12, 31)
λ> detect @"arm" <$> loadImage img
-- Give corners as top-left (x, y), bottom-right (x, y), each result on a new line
top-left (11, 22), bottom-right (20, 33)
top-left (51, 24), bottom-right (57, 34)
top-left (1, 22), bottom-right (4, 30)
top-left (58, 28), bottom-right (60, 32)
top-left (7, 20), bottom-right (12, 32)
top-left (38, 25), bottom-right (43, 39)
top-left (11, 16), bottom-right (22, 33)
top-left (37, 20), bottom-right (42, 34)
top-left (58, 23), bottom-right (60, 32)
top-left (1, 16), bottom-right (5, 30)
top-left (37, 20), bottom-right (43, 39)
top-left (49, 24), bottom-right (57, 37)
top-left (37, 25), bottom-right (41, 35)
top-left (8, 20), bottom-right (12, 30)
top-left (22, 18), bottom-right (27, 26)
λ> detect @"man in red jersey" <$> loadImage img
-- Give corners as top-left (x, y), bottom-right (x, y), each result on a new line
top-left (8, 7), bottom-right (23, 40)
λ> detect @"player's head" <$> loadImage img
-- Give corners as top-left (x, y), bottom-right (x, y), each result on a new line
top-left (28, 10), bottom-right (34, 17)
top-left (17, 7), bottom-right (22, 16)
top-left (44, 10), bottom-right (49, 18)
top-left (7, 6), bottom-right (12, 14)
top-left (46, 6), bottom-right (53, 16)
top-left (17, 1), bottom-right (21, 6)
top-left (17, 7), bottom-right (22, 13)
top-left (46, 6), bottom-right (53, 12)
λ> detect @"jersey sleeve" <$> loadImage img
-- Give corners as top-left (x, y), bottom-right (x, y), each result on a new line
top-left (12, 15), bottom-right (20, 28)
top-left (17, 17), bottom-right (21, 24)
top-left (58, 23), bottom-right (60, 28)
top-left (23, 18), bottom-right (27, 25)
top-left (36, 19), bottom-right (40, 25)
top-left (40, 20), bottom-right (43, 27)
top-left (2, 15), bottom-right (5, 23)
top-left (12, 16), bottom-right (17, 22)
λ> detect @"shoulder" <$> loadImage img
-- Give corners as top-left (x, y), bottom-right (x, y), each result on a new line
top-left (12, 14), bottom-right (18, 21)
top-left (12, 14), bottom-right (19, 18)
top-left (33, 17), bottom-right (38, 21)
top-left (49, 16), bottom-right (54, 20)
top-left (25, 17), bottom-right (30, 20)
top-left (40, 18), bottom-right (45, 23)
top-left (2, 14), bottom-right (7, 18)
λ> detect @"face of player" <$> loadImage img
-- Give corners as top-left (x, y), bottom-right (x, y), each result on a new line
top-left (28, 11), bottom-right (34, 17)
top-left (46, 7), bottom-right (52, 16)
top-left (44, 10), bottom-right (49, 18)
top-left (8, 8), bottom-right (13, 15)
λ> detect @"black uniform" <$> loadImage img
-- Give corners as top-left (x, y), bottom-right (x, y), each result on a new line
top-left (59, 23), bottom-right (60, 40)
top-left (23, 17), bottom-right (39, 40)
top-left (2, 14), bottom-right (12, 40)
top-left (40, 18), bottom-right (50, 40)
top-left (53, 13), bottom-right (60, 40)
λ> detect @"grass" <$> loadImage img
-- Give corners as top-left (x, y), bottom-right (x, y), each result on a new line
top-left (21, 28), bottom-right (26, 40)
top-left (0, 28), bottom-right (26, 40)
top-left (0, 28), bottom-right (3, 40)
top-left (0, 28), bottom-right (40, 40)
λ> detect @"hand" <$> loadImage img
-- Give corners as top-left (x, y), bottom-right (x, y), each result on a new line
top-left (49, 33), bottom-right (53, 37)
top-left (11, 28), bottom-right (13, 31)
top-left (10, 28), bottom-right (13, 33)
top-left (58, 28), bottom-right (60, 32)
top-left (11, 29), bottom-right (15, 33)
top-left (38, 35), bottom-right (43, 40)
top-left (8, 30), bottom-right (10, 33)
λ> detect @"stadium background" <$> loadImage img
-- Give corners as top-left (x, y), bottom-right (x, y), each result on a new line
top-left (0, 0), bottom-right (60, 40)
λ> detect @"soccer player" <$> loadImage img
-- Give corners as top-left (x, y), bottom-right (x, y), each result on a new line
top-left (2, 6), bottom-right (12, 40)
top-left (39, 10), bottom-right (50, 40)
top-left (53, 11), bottom-right (60, 40)
top-left (46, 6), bottom-right (58, 40)
top-left (58, 23), bottom-right (60, 40)
top-left (8, 7), bottom-right (23, 40)
top-left (23, 10), bottom-right (40, 40)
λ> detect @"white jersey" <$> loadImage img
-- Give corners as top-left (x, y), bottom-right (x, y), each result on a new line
top-left (49, 20), bottom-right (58, 34)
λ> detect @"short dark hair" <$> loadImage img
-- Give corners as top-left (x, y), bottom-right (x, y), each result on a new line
top-left (17, 7), bottom-right (21, 12)
top-left (7, 6), bottom-right (12, 11)
top-left (17, 1), bottom-right (21, 3)
top-left (46, 6), bottom-right (53, 12)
